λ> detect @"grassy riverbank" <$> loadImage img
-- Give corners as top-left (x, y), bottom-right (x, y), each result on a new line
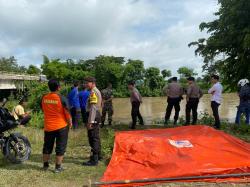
top-left (0, 123), bottom-right (249, 187)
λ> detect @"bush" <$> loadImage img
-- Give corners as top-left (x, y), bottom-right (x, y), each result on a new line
top-left (28, 111), bottom-right (44, 129)
top-left (198, 111), bottom-right (214, 125)
top-left (100, 128), bottom-right (115, 160)
top-left (28, 82), bottom-right (48, 111)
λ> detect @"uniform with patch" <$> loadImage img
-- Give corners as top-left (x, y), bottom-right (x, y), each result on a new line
top-left (86, 86), bottom-right (102, 163)
top-left (101, 88), bottom-right (113, 125)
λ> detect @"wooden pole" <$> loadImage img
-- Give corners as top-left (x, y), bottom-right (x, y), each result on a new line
top-left (93, 173), bottom-right (250, 186)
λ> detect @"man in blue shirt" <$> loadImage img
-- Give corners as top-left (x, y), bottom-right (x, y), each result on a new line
top-left (68, 81), bottom-right (81, 129)
top-left (79, 83), bottom-right (90, 124)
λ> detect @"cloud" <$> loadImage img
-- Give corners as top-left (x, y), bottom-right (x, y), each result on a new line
top-left (0, 0), bottom-right (218, 75)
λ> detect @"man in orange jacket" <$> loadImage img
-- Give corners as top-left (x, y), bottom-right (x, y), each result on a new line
top-left (41, 79), bottom-right (72, 173)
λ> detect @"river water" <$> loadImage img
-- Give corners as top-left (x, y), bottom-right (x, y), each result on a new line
top-left (112, 93), bottom-right (239, 124)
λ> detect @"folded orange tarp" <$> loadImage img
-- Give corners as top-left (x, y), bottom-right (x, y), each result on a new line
top-left (101, 125), bottom-right (250, 186)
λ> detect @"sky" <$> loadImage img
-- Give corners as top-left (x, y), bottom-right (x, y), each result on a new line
top-left (0, 0), bottom-right (218, 75)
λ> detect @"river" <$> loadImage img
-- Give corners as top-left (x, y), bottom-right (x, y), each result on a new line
top-left (112, 93), bottom-right (239, 124)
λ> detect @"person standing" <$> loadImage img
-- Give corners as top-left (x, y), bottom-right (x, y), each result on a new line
top-left (163, 77), bottom-right (183, 125)
top-left (41, 79), bottom-right (72, 173)
top-left (208, 75), bottom-right (223, 129)
top-left (83, 77), bottom-right (102, 166)
top-left (235, 79), bottom-right (250, 125)
top-left (128, 81), bottom-right (144, 129)
top-left (185, 77), bottom-right (203, 125)
top-left (68, 81), bottom-right (81, 129)
top-left (79, 83), bottom-right (90, 124)
top-left (101, 83), bottom-right (114, 127)
top-left (12, 97), bottom-right (32, 126)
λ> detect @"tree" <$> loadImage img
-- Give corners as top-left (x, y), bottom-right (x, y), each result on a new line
top-left (0, 56), bottom-right (26, 73)
top-left (177, 66), bottom-right (197, 78)
top-left (189, 0), bottom-right (250, 90)
top-left (123, 59), bottom-right (145, 83)
top-left (145, 67), bottom-right (165, 90)
top-left (27, 65), bottom-right (41, 75)
top-left (161, 69), bottom-right (172, 79)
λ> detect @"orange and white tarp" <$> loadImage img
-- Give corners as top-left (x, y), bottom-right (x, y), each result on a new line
top-left (101, 125), bottom-right (250, 186)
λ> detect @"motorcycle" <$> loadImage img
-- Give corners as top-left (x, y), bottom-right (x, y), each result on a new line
top-left (0, 98), bottom-right (31, 163)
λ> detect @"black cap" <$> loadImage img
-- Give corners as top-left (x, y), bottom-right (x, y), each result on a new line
top-left (84, 77), bottom-right (96, 83)
top-left (187, 77), bottom-right (195, 81)
top-left (172, 77), bottom-right (177, 81)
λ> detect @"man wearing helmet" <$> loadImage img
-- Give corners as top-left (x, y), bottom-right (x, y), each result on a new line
top-left (235, 79), bottom-right (250, 125)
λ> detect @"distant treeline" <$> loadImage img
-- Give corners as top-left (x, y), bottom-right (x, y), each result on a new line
top-left (0, 55), bottom-right (214, 97)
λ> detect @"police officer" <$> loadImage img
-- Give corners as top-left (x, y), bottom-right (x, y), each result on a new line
top-left (101, 83), bottom-right (113, 127)
top-left (163, 77), bottom-right (183, 125)
top-left (185, 77), bottom-right (203, 125)
top-left (128, 81), bottom-right (144, 129)
top-left (82, 77), bottom-right (102, 166)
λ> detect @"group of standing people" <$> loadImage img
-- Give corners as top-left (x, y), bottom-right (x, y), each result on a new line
top-left (41, 77), bottom-right (104, 172)
top-left (39, 75), bottom-right (250, 172)
top-left (164, 75), bottom-right (222, 129)
top-left (39, 77), bottom-right (145, 172)
top-left (67, 81), bottom-right (114, 129)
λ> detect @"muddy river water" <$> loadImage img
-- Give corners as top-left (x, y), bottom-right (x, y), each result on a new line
top-left (111, 93), bottom-right (239, 124)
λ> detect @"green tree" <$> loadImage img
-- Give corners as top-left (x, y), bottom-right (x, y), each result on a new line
top-left (177, 66), bottom-right (197, 78)
top-left (0, 56), bottom-right (26, 73)
top-left (145, 67), bottom-right (165, 90)
top-left (123, 59), bottom-right (145, 83)
top-left (189, 0), bottom-right (250, 90)
top-left (27, 65), bottom-right (41, 75)
top-left (161, 69), bottom-right (171, 79)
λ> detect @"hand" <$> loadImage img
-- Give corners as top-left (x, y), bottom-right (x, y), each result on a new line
top-left (69, 123), bottom-right (73, 129)
top-left (87, 123), bottom-right (94, 130)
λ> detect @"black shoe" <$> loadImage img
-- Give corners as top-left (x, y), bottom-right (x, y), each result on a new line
top-left (139, 121), bottom-right (144, 126)
top-left (173, 121), bottom-right (177, 125)
top-left (54, 167), bottom-right (64, 173)
top-left (42, 162), bottom-right (49, 171)
top-left (82, 160), bottom-right (98, 166)
top-left (108, 121), bottom-right (112, 126)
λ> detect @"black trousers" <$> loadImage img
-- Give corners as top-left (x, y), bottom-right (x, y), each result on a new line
top-left (70, 107), bottom-right (78, 129)
top-left (185, 98), bottom-right (199, 125)
top-left (165, 97), bottom-right (180, 122)
top-left (87, 112), bottom-right (101, 158)
top-left (211, 101), bottom-right (221, 129)
top-left (20, 115), bottom-right (31, 125)
top-left (81, 107), bottom-right (88, 124)
top-left (131, 101), bottom-right (143, 129)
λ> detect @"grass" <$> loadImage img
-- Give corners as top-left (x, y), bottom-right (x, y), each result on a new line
top-left (0, 122), bottom-right (250, 187)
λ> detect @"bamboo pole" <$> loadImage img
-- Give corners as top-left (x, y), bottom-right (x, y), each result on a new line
top-left (93, 173), bottom-right (250, 186)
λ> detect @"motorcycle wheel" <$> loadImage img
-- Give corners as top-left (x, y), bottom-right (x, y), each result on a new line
top-left (4, 135), bottom-right (31, 164)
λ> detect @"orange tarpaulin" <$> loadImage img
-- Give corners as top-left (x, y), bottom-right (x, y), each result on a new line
top-left (101, 125), bottom-right (250, 186)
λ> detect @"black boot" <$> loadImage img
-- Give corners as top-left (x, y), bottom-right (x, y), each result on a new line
top-left (108, 121), bottom-right (112, 126)
top-left (98, 153), bottom-right (103, 161)
top-left (173, 120), bottom-right (177, 125)
top-left (82, 154), bottom-right (98, 166)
